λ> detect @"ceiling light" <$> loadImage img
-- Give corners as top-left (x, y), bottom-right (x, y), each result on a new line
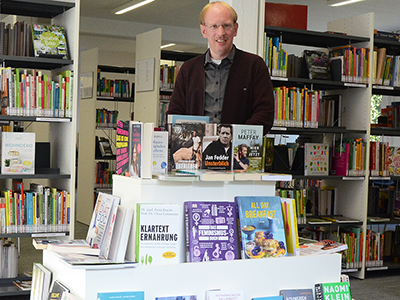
top-left (114, 0), bottom-right (155, 15)
top-left (327, 0), bottom-right (366, 6)
top-left (160, 43), bottom-right (176, 49)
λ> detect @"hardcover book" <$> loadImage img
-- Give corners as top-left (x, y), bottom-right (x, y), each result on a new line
top-left (129, 121), bottom-right (154, 179)
top-left (388, 146), bottom-right (400, 175)
top-left (279, 289), bottom-right (313, 300)
top-left (235, 196), bottom-right (287, 259)
top-left (86, 192), bottom-right (121, 252)
top-left (304, 143), bottom-right (329, 176)
top-left (330, 141), bottom-right (350, 176)
top-left (314, 282), bottom-right (351, 300)
top-left (135, 203), bottom-right (183, 265)
top-left (97, 291), bottom-right (144, 300)
top-left (184, 201), bottom-right (239, 262)
top-left (1, 132), bottom-right (35, 174)
top-left (303, 50), bottom-right (331, 80)
top-left (31, 24), bottom-right (68, 59)
top-left (232, 124), bottom-right (263, 172)
top-left (202, 123), bottom-right (233, 170)
top-left (168, 114), bottom-right (209, 124)
top-left (152, 131), bottom-right (168, 175)
top-left (169, 122), bottom-right (205, 171)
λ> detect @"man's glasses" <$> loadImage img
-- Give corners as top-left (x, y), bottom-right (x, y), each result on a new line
top-left (203, 23), bottom-right (235, 31)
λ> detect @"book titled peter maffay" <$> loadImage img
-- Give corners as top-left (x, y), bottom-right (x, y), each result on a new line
top-left (1, 132), bottom-right (35, 174)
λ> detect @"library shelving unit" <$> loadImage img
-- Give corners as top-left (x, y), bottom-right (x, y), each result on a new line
top-left (40, 175), bottom-right (341, 300)
top-left (77, 48), bottom-right (134, 225)
top-left (0, 0), bottom-right (80, 296)
top-left (266, 13), bottom-right (374, 279)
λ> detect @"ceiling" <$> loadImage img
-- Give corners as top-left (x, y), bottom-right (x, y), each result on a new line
top-left (79, 0), bottom-right (400, 57)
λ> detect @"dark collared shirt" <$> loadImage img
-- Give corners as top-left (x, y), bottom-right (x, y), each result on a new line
top-left (204, 47), bottom-right (235, 123)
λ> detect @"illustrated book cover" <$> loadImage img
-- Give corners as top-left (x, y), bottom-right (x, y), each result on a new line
top-left (168, 114), bottom-right (209, 124)
top-left (86, 192), bottom-right (121, 252)
top-left (116, 120), bottom-right (130, 175)
top-left (184, 201), bottom-right (239, 262)
top-left (169, 122), bottom-right (205, 171)
top-left (232, 124), bottom-right (263, 172)
top-left (31, 24), bottom-right (68, 59)
top-left (135, 203), bottom-right (183, 265)
top-left (235, 196), bottom-right (287, 259)
top-left (202, 123), bottom-right (233, 171)
top-left (280, 198), bottom-right (300, 256)
top-left (304, 143), bottom-right (329, 176)
top-left (314, 282), bottom-right (351, 300)
top-left (279, 289), bottom-right (313, 300)
top-left (97, 291), bottom-right (144, 300)
top-left (152, 131), bottom-right (168, 175)
top-left (129, 121), bottom-right (154, 179)
top-left (303, 50), bottom-right (331, 80)
top-left (299, 239), bottom-right (348, 256)
top-left (1, 132), bottom-right (35, 174)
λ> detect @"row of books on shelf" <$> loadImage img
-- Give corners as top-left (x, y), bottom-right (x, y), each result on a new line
top-left (376, 101), bottom-right (400, 128)
top-left (159, 95), bottom-right (171, 128)
top-left (96, 108), bottom-right (118, 128)
top-left (95, 161), bottom-right (114, 188)
top-left (374, 48), bottom-right (400, 87)
top-left (0, 182), bottom-right (71, 234)
top-left (160, 64), bottom-right (181, 90)
top-left (273, 88), bottom-right (343, 129)
top-left (0, 21), bottom-right (69, 59)
top-left (0, 67), bottom-right (73, 118)
top-left (263, 35), bottom-right (370, 84)
top-left (97, 68), bottom-right (132, 98)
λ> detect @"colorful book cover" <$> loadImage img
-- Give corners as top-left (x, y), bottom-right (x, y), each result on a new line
top-left (116, 120), bottom-right (130, 176)
top-left (314, 282), bottom-right (351, 300)
top-left (303, 50), bottom-right (331, 80)
top-left (279, 289), bottom-right (313, 300)
top-left (98, 291), bottom-right (145, 300)
top-left (304, 143), bottom-right (329, 176)
top-left (135, 203), bottom-right (183, 265)
top-left (388, 146), bottom-right (400, 175)
top-left (169, 122), bottom-right (205, 171)
top-left (168, 114), bottom-right (209, 124)
top-left (31, 24), bottom-right (68, 59)
top-left (129, 121), bottom-right (142, 178)
top-left (184, 201), bottom-right (239, 262)
top-left (280, 198), bottom-right (300, 256)
top-left (232, 124), bottom-right (263, 172)
top-left (202, 123), bottom-right (233, 170)
top-left (331, 141), bottom-right (349, 176)
top-left (1, 132), bottom-right (35, 174)
top-left (235, 196), bottom-right (287, 259)
top-left (299, 239), bottom-right (348, 256)
top-left (152, 131), bottom-right (168, 175)
top-left (86, 192), bottom-right (121, 250)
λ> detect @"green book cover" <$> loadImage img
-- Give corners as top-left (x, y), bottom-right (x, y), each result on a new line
top-left (315, 282), bottom-right (351, 300)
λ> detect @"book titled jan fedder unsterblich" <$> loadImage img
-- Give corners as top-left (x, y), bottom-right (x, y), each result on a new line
top-left (136, 203), bottom-right (183, 265)
top-left (184, 201), bottom-right (239, 262)
top-left (1, 132), bottom-right (35, 174)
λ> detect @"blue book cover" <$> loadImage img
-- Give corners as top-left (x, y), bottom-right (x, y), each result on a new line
top-left (97, 291), bottom-right (144, 300)
top-left (235, 196), bottom-right (287, 259)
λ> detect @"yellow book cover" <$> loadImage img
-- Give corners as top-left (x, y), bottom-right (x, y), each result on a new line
top-left (281, 198), bottom-right (300, 256)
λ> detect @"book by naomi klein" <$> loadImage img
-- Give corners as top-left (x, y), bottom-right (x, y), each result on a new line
top-left (135, 203), bottom-right (183, 265)
top-left (314, 282), bottom-right (351, 300)
top-left (235, 196), bottom-right (287, 259)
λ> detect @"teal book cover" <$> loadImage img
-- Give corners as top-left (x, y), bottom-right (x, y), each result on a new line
top-left (98, 291), bottom-right (144, 300)
top-left (252, 296), bottom-right (282, 300)
top-left (235, 196), bottom-right (287, 259)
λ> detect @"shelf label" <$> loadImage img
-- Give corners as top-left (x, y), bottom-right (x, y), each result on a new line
top-left (271, 126), bottom-right (287, 131)
top-left (366, 266), bottom-right (388, 271)
top-left (343, 176), bottom-right (364, 180)
top-left (32, 232), bottom-right (67, 237)
top-left (372, 85), bottom-right (394, 90)
top-left (36, 117), bottom-right (71, 122)
top-left (344, 83), bottom-right (366, 88)
top-left (271, 76), bottom-right (288, 81)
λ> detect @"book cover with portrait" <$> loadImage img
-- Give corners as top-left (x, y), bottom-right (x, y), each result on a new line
top-left (202, 123), bottom-right (233, 170)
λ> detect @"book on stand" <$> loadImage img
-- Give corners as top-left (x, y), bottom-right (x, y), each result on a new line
top-left (280, 198), bottom-right (300, 256)
top-left (303, 50), bottom-right (331, 80)
top-left (1, 132), bottom-right (35, 174)
top-left (279, 289), bottom-right (313, 300)
top-left (97, 291), bottom-right (144, 300)
top-left (184, 201), bottom-right (239, 262)
top-left (108, 206), bottom-right (134, 262)
top-left (135, 203), bottom-right (183, 265)
top-left (31, 262), bottom-right (52, 300)
top-left (116, 120), bottom-right (130, 175)
top-left (31, 24), bottom-right (68, 59)
top-left (235, 196), bottom-right (287, 259)
top-left (314, 282), bottom-right (351, 300)
top-left (152, 131), bottom-right (168, 175)
top-left (304, 143), bottom-right (329, 176)
top-left (129, 121), bottom-right (154, 178)
top-left (48, 280), bottom-right (70, 300)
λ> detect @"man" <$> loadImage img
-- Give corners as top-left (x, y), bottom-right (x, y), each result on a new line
top-left (167, 1), bottom-right (274, 135)
top-left (233, 143), bottom-right (249, 171)
top-left (202, 124), bottom-right (232, 170)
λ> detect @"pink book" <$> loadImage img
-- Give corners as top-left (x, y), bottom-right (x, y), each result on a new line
top-left (331, 141), bottom-right (350, 176)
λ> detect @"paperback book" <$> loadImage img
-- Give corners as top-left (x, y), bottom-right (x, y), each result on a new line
top-left (108, 206), bottom-right (134, 262)
top-left (135, 203), bottom-right (183, 265)
top-left (152, 131), bottom-right (168, 175)
top-left (232, 124), bottom-right (263, 172)
top-left (31, 263), bottom-right (52, 300)
top-left (299, 239), bottom-right (348, 256)
top-left (303, 50), bottom-right (331, 80)
top-left (31, 24), bottom-right (68, 59)
top-left (304, 143), bottom-right (329, 176)
top-left (184, 201), bottom-right (239, 262)
top-left (156, 295), bottom-right (197, 300)
top-left (48, 280), bottom-right (70, 300)
top-left (98, 291), bottom-right (145, 300)
top-left (129, 121), bottom-right (154, 178)
top-left (235, 196), bottom-right (287, 259)
top-left (202, 123), bottom-right (233, 170)
top-left (314, 282), bottom-right (351, 300)
top-left (116, 120), bottom-right (130, 175)
top-left (279, 289), bottom-right (313, 300)
top-left (1, 132), bottom-right (35, 174)
top-left (280, 198), bottom-right (300, 256)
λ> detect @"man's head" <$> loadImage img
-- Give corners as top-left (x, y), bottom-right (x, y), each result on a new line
top-left (200, 1), bottom-right (238, 60)
top-left (238, 144), bottom-right (248, 157)
top-left (217, 124), bottom-right (232, 147)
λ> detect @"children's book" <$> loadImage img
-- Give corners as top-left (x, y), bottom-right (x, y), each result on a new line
top-left (169, 122), bottom-right (205, 171)
top-left (304, 143), bottom-right (329, 176)
top-left (135, 203), bottom-right (183, 265)
top-left (279, 289), bottom-right (313, 300)
top-left (184, 201), bottom-right (239, 262)
top-left (202, 123), bottom-right (233, 170)
top-left (232, 124), bottom-right (263, 172)
top-left (97, 291), bottom-right (144, 300)
top-left (314, 282), bottom-right (351, 300)
top-left (299, 239), bottom-right (348, 256)
top-left (235, 196), bottom-right (287, 259)
top-left (116, 120), bottom-right (130, 175)
top-left (86, 192), bottom-right (121, 252)
top-left (1, 132), bottom-right (35, 174)
top-left (280, 198), bottom-right (300, 256)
